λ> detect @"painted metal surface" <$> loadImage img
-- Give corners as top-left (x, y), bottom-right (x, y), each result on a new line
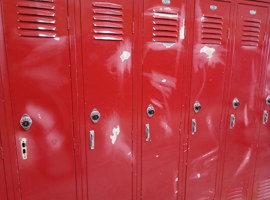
top-left (221, 4), bottom-right (268, 199)
top-left (79, 0), bottom-right (133, 199)
top-left (140, 1), bottom-right (185, 199)
top-left (252, 15), bottom-right (270, 199)
top-left (0, 0), bottom-right (77, 199)
top-left (185, 1), bottom-right (231, 199)
top-left (0, 0), bottom-right (270, 199)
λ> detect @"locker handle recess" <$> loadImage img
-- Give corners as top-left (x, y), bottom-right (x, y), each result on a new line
top-left (20, 138), bottom-right (27, 159)
top-left (145, 124), bottom-right (150, 142)
top-left (90, 130), bottom-right (95, 150)
top-left (263, 110), bottom-right (268, 125)
top-left (192, 119), bottom-right (196, 135)
top-left (230, 114), bottom-right (235, 129)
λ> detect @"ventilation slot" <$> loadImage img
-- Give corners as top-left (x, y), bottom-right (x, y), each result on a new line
top-left (92, 2), bottom-right (123, 41)
top-left (201, 15), bottom-right (224, 45)
top-left (17, 0), bottom-right (56, 38)
top-left (257, 179), bottom-right (270, 200)
top-left (241, 19), bottom-right (261, 47)
top-left (152, 9), bottom-right (179, 43)
top-left (226, 187), bottom-right (244, 200)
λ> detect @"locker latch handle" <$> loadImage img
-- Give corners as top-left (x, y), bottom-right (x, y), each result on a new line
top-left (145, 124), bottom-right (150, 142)
top-left (90, 130), bottom-right (95, 150)
top-left (230, 114), bottom-right (235, 129)
top-left (20, 138), bottom-right (27, 159)
top-left (263, 110), bottom-right (268, 125)
top-left (192, 119), bottom-right (196, 135)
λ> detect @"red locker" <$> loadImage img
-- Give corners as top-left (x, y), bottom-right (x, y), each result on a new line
top-left (79, 0), bottom-right (133, 199)
top-left (0, 0), bottom-right (77, 199)
top-left (185, 1), bottom-right (231, 199)
top-left (252, 15), bottom-right (270, 199)
top-left (140, 0), bottom-right (185, 199)
top-left (221, 4), bottom-right (268, 199)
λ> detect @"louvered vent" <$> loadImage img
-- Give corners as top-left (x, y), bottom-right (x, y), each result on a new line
top-left (257, 179), bottom-right (270, 200)
top-left (241, 19), bottom-right (261, 47)
top-left (201, 15), bottom-right (224, 45)
top-left (92, 2), bottom-right (123, 41)
top-left (152, 9), bottom-right (179, 43)
top-left (226, 187), bottom-right (244, 200)
top-left (17, 0), bottom-right (56, 38)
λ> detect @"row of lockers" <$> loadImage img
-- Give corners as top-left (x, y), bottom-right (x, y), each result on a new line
top-left (1, 0), bottom-right (270, 199)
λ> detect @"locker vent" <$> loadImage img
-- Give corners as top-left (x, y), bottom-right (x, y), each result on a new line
top-left (257, 179), bottom-right (270, 200)
top-left (92, 2), bottom-right (123, 41)
top-left (152, 9), bottom-right (179, 43)
top-left (17, 0), bottom-right (56, 38)
top-left (201, 15), bottom-right (224, 45)
top-left (226, 187), bottom-right (244, 200)
top-left (241, 19), bottom-right (261, 47)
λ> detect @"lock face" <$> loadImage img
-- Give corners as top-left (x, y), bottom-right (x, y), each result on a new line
top-left (90, 109), bottom-right (100, 124)
top-left (233, 98), bottom-right (240, 109)
top-left (20, 114), bottom-right (32, 131)
top-left (266, 95), bottom-right (270, 106)
top-left (194, 101), bottom-right (202, 113)
top-left (147, 104), bottom-right (155, 118)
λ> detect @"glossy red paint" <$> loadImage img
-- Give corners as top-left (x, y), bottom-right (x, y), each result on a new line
top-left (185, 1), bottom-right (231, 199)
top-left (1, 0), bottom-right (270, 200)
top-left (79, 0), bottom-right (133, 199)
top-left (140, 1), bottom-right (185, 200)
top-left (252, 9), bottom-right (270, 199)
top-left (0, 0), bottom-right (77, 199)
top-left (221, 4), bottom-right (268, 199)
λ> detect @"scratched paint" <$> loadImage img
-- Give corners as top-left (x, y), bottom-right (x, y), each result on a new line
top-left (110, 125), bottom-right (120, 145)
top-left (120, 51), bottom-right (131, 62)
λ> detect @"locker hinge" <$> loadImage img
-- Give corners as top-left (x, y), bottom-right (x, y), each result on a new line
top-left (0, 147), bottom-right (4, 160)
top-left (132, 22), bottom-right (134, 34)
top-left (67, 16), bottom-right (70, 30)
top-left (227, 28), bottom-right (230, 40)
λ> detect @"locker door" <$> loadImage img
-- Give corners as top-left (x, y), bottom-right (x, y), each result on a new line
top-left (1, 0), bottom-right (77, 200)
top-left (141, 1), bottom-right (185, 200)
top-left (186, 1), bottom-right (231, 199)
top-left (80, 0), bottom-right (133, 199)
top-left (221, 5), bottom-right (268, 199)
top-left (252, 27), bottom-right (270, 199)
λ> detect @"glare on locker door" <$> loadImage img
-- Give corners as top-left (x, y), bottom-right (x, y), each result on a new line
top-left (80, 0), bottom-right (133, 199)
top-left (141, 0), bottom-right (186, 200)
top-left (252, 38), bottom-right (270, 200)
top-left (221, 4), bottom-right (268, 199)
top-left (185, 1), bottom-right (231, 199)
top-left (1, 0), bottom-right (77, 199)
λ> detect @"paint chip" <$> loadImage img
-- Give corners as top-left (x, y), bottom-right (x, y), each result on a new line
top-left (110, 125), bottom-right (120, 144)
top-left (120, 51), bottom-right (131, 62)
top-left (200, 46), bottom-right (215, 59)
top-left (162, 42), bottom-right (175, 48)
